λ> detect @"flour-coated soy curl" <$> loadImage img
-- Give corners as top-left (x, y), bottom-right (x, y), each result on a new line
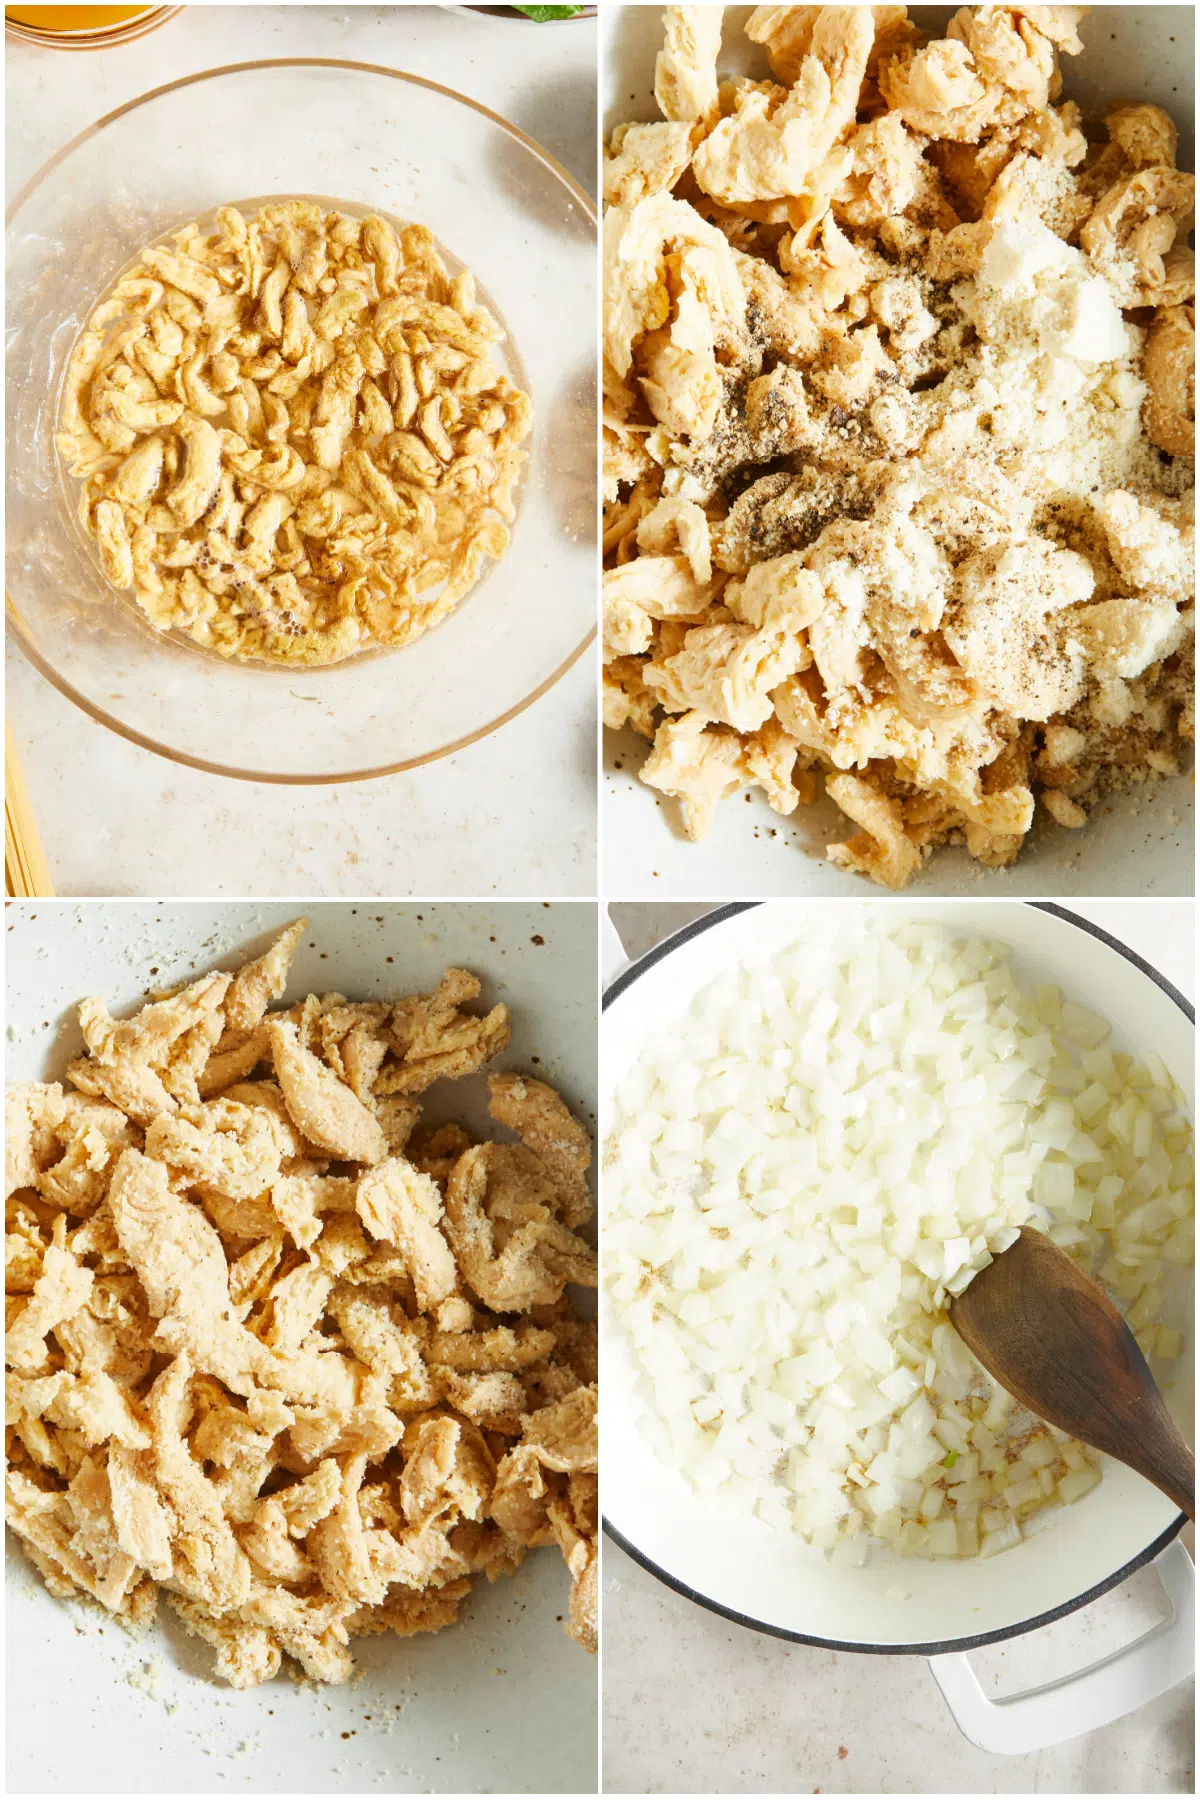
top-left (5, 919), bottom-right (599, 1682)
top-left (602, 4), bottom-right (1196, 887)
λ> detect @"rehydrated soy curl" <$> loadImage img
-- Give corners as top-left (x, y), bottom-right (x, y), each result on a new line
top-left (59, 204), bottom-right (532, 665)
top-left (5, 921), bottom-right (597, 1686)
top-left (603, 6), bottom-right (1195, 887)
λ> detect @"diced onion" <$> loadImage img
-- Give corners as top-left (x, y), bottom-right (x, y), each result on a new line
top-left (606, 923), bottom-right (1194, 1563)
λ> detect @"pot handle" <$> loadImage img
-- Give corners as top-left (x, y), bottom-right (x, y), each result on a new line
top-left (928, 1538), bottom-right (1194, 1755)
top-left (603, 907), bottom-right (631, 990)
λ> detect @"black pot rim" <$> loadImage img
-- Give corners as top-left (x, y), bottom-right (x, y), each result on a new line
top-left (601, 899), bottom-right (1192, 1657)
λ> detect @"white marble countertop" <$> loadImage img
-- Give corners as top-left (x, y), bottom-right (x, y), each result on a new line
top-left (6, 4), bottom-right (597, 898)
top-left (604, 900), bottom-right (1195, 1796)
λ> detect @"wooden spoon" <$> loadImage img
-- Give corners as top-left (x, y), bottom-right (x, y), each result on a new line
top-left (950, 1226), bottom-right (1195, 1521)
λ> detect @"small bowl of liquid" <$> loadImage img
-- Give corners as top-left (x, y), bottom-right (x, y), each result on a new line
top-left (4, 5), bottom-right (181, 49)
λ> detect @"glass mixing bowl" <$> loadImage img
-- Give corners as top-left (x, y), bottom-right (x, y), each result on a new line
top-left (6, 60), bottom-right (597, 780)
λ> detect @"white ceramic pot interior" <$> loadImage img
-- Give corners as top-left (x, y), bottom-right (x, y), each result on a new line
top-left (6, 901), bottom-right (598, 1797)
top-left (601, 901), bottom-right (1194, 1653)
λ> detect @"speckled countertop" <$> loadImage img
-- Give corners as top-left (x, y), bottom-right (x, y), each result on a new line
top-left (603, 901), bottom-right (1195, 1796)
top-left (5, 4), bottom-right (596, 898)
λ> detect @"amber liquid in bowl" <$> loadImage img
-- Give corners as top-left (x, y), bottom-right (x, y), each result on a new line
top-left (7, 5), bottom-right (149, 23)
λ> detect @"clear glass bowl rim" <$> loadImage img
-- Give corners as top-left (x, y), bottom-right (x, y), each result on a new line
top-left (6, 55), bottom-right (598, 785)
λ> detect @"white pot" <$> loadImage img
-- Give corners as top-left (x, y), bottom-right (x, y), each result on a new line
top-left (601, 901), bottom-right (1194, 1754)
top-left (6, 901), bottom-right (598, 1796)
top-left (600, 4), bottom-right (1196, 898)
